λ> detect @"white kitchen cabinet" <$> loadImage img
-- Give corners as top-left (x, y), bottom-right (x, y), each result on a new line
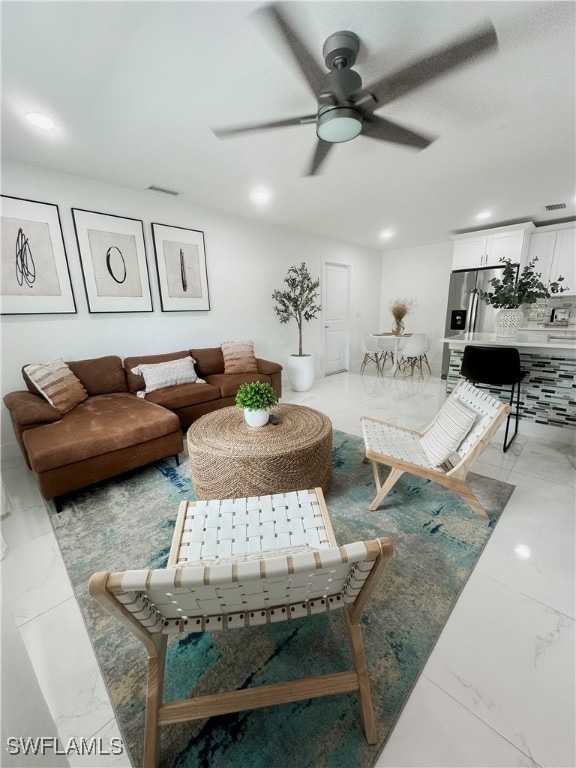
top-left (526, 225), bottom-right (575, 293)
top-left (452, 223), bottom-right (534, 271)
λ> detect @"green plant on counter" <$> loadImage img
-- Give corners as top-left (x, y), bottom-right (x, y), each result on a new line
top-left (235, 381), bottom-right (278, 411)
top-left (475, 258), bottom-right (567, 309)
top-left (272, 262), bottom-right (321, 356)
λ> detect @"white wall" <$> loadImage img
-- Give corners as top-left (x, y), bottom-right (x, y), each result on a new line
top-left (379, 241), bottom-right (453, 374)
top-left (1, 161), bottom-right (382, 448)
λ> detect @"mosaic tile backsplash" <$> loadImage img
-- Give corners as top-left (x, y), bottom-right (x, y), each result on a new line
top-left (524, 295), bottom-right (576, 324)
top-left (447, 348), bottom-right (576, 430)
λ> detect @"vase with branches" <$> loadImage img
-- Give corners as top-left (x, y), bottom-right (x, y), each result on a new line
top-left (474, 257), bottom-right (566, 308)
top-left (390, 298), bottom-right (414, 335)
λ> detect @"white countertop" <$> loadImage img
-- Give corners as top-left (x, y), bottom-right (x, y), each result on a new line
top-left (442, 332), bottom-right (576, 352)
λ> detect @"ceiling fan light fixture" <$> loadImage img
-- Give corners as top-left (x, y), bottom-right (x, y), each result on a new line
top-left (316, 107), bottom-right (362, 143)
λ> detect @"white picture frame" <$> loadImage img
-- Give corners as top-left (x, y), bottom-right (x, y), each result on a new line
top-left (151, 222), bottom-right (210, 311)
top-left (1, 195), bottom-right (76, 315)
top-left (72, 208), bottom-right (153, 313)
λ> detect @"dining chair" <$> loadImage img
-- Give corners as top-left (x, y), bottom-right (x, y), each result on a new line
top-left (89, 488), bottom-right (394, 768)
top-left (394, 333), bottom-right (431, 378)
top-left (360, 335), bottom-right (383, 375)
top-left (361, 380), bottom-right (510, 520)
top-left (376, 337), bottom-right (396, 371)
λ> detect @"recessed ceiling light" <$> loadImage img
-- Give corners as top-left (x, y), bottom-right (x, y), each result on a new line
top-left (475, 211), bottom-right (492, 220)
top-left (379, 229), bottom-right (394, 240)
top-left (25, 112), bottom-right (55, 130)
top-left (250, 189), bottom-right (271, 206)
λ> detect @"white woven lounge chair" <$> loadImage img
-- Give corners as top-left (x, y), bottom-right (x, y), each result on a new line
top-left (89, 488), bottom-right (393, 768)
top-left (361, 380), bottom-right (510, 520)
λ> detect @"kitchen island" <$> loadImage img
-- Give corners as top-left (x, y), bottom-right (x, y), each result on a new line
top-left (443, 332), bottom-right (575, 431)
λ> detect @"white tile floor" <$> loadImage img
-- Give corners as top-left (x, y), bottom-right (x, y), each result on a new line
top-left (1, 371), bottom-right (575, 768)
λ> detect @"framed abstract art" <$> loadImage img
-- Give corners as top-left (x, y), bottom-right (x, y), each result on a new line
top-left (72, 208), bottom-right (153, 313)
top-left (1, 195), bottom-right (76, 314)
top-left (151, 223), bottom-right (210, 311)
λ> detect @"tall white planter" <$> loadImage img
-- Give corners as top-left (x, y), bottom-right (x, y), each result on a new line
top-left (286, 354), bottom-right (315, 392)
top-left (495, 308), bottom-right (523, 337)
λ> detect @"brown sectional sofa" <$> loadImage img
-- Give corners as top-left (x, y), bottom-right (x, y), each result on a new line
top-left (4, 348), bottom-right (282, 507)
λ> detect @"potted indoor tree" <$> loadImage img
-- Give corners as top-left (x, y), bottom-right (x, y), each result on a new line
top-left (475, 257), bottom-right (567, 336)
top-left (235, 381), bottom-right (277, 427)
top-left (272, 262), bottom-right (321, 391)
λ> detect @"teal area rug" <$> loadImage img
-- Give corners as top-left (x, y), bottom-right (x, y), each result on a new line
top-left (48, 430), bottom-right (514, 768)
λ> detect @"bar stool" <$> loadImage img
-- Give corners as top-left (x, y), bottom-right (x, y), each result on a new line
top-left (459, 345), bottom-right (525, 452)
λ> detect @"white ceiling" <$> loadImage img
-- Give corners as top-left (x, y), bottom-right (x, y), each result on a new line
top-left (2, 1), bottom-right (575, 251)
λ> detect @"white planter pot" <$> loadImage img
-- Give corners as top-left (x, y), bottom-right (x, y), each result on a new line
top-left (286, 354), bottom-right (315, 392)
top-left (495, 308), bottom-right (524, 337)
top-left (243, 408), bottom-right (269, 427)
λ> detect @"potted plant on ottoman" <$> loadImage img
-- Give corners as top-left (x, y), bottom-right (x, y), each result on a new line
top-left (236, 381), bottom-right (278, 427)
top-left (272, 262), bottom-right (321, 392)
top-left (475, 257), bottom-right (567, 337)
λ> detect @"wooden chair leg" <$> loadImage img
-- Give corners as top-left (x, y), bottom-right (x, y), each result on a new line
top-left (143, 634), bottom-right (167, 768)
top-left (448, 478), bottom-right (489, 521)
top-left (369, 464), bottom-right (404, 511)
top-left (344, 610), bottom-right (377, 744)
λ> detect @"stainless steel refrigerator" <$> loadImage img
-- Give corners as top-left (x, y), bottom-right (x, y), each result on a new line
top-left (441, 265), bottom-right (510, 378)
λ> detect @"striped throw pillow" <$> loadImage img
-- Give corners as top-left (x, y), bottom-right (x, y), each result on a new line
top-left (421, 397), bottom-right (477, 467)
top-left (221, 340), bottom-right (258, 374)
top-left (24, 359), bottom-right (88, 415)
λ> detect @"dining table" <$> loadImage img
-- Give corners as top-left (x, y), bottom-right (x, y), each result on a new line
top-left (371, 332), bottom-right (412, 375)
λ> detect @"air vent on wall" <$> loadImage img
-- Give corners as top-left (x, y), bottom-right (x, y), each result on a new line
top-left (544, 202), bottom-right (566, 211)
top-left (147, 185), bottom-right (179, 196)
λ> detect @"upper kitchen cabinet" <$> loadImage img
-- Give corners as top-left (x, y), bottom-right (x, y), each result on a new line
top-left (451, 222), bottom-right (535, 271)
top-left (526, 223), bottom-right (576, 293)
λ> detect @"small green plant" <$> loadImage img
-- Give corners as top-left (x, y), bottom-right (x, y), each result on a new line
top-left (272, 262), bottom-right (321, 356)
top-left (475, 257), bottom-right (567, 308)
top-left (235, 381), bottom-right (278, 411)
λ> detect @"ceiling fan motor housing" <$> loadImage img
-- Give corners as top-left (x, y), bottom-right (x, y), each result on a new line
top-left (323, 30), bottom-right (360, 69)
top-left (325, 68), bottom-right (362, 100)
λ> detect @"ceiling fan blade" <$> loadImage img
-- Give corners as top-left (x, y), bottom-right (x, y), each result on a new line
top-left (304, 140), bottom-right (334, 176)
top-left (364, 21), bottom-right (498, 109)
top-left (363, 115), bottom-right (435, 149)
top-left (257, 4), bottom-right (326, 98)
top-left (213, 115), bottom-right (316, 138)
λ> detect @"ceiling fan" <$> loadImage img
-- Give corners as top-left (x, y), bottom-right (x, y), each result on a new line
top-left (212, 4), bottom-right (498, 176)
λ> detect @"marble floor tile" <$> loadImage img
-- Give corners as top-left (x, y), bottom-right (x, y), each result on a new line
top-left (504, 470), bottom-right (576, 531)
top-left (512, 437), bottom-right (576, 488)
top-left (423, 571), bottom-right (576, 768)
top-left (476, 510), bottom-right (576, 618)
top-left (375, 675), bottom-right (537, 767)
top-left (2, 530), bottom-right (74, 625)
top-left (19, 596), bottom-right (117, 745)
top-left (66, 719), bottom-right (131, 768)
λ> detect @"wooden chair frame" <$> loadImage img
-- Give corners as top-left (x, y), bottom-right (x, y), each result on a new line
top-left (363, 380), bottom-right (510, 520)
top-left (89, 493), bottom-right (393, 768)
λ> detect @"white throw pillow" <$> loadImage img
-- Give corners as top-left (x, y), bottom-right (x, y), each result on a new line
top-left (421, 397), bottom-right (477, 467)
top-left (131, 356), bottom-right (205, 394)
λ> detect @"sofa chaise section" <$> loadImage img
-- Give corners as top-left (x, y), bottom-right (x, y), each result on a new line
top-left (4, 355), bottom-right (183, 504)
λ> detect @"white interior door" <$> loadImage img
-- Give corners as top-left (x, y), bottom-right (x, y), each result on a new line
top-left (323, 262), bottom-right (350, 375)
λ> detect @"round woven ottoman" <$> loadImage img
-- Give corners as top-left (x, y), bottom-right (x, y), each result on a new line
top-left (187, 403), bottom-right (332, 499)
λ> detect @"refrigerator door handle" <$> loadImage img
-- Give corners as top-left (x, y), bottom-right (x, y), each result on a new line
top-left (468, 288), bottom-right (478, 333)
